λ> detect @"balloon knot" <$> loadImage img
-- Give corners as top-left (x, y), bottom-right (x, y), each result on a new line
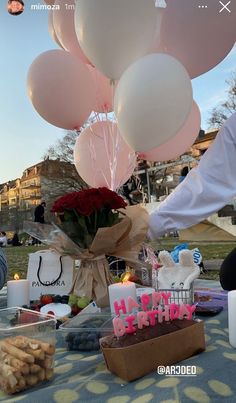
top-left (155, 0), bottom-right (167, 8)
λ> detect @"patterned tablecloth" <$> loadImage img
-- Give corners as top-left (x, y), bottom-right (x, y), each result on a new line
top-left (0, 281), bottom-right (235, 403)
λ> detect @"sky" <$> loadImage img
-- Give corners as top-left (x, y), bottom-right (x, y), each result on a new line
top-left (0, 0), bottom-right (235, 184)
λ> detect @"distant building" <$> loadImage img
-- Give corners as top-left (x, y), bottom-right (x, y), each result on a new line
top-left (0, 159), bottom-right (86, 230)
top-left (191, 129), bottom-right (218, 158)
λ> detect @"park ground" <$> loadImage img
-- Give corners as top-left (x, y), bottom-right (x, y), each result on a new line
top-left (3, 240), bottom-right (236, 283)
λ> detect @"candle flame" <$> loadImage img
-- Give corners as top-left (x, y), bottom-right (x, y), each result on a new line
top-left (122, 272), bottom-right (131, 283)
top-left (14, 273), bottom-right (20, 280)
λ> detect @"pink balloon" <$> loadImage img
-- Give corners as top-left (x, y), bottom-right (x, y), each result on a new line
top-left (89, 66), bottom-right (116, 113)
top-left (48, 10), bottom-right (64, 49)
top-left (156, 0), bottom-right (236, 78)
top-left (74, 121), bottom-right (137, 190)
top-left (141, 102), bottom-right (201, 162)
top-left (27, 50), bottom-right (95, 130)
top-left (53, 0), bottom-right (91, 64)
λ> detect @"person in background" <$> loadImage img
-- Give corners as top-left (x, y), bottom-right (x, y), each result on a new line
top-left (0, 232), bottom-right (8, 247)
top-left (33, 201), bottom-right (46, 245)
top-left (179, 166), bottom-right (189, 183)
top-left (137, 159), bottom-right (150, 189)
top-left (0, 248), bottom-right (7, 289)
top-left (148, 112), bottom-right (236, 291)
top-left (11, 233), bottom-right (22, 247)
top-left (34, 202), bottom-right (46, 224)
top-left (27, 236), bottom-right (34, 246)
top-left (121, 176), bottom-right (137, 205)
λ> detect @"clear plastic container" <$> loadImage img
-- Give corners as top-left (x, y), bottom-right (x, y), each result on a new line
top-left (0, 307), bottom-right (56, 395)
top-left (59, 313), bottom-right (113, 352)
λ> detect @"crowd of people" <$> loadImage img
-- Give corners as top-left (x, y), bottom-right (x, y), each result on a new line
top-left (0, 201), bottom-right (47, 248)
top-left (0, 231), bottom-right (23, 247)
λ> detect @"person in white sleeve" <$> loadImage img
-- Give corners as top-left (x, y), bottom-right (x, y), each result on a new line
top-left (148, 112), bottom-right (236, 290)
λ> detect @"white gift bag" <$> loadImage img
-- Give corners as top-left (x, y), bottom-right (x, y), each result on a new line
top-left (27, 250), bottom-right (74, 300)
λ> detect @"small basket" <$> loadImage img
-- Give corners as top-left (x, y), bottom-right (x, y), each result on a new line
top-left (157, 284), bottom-right (194, 306)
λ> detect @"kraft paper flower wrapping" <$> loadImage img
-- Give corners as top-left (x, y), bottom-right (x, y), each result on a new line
top-left (24, 205), bottom-right (149, 307)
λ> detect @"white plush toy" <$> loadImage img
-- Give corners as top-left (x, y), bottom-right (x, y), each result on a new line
top-left (158, 249), bottom-right (200, 290)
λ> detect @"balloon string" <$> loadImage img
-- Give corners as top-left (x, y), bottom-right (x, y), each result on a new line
top-left (110, 79), bottom-right (138, 191)
top-left (102, 80), bottom-right (117, 191)
top-left (103, 122), bottom-right (114, 190)
top-left (110, 79), bottom-right (115, 112)
top-left (90, 109), bottom-right (115, 190)
top-left (88, 136), bottom-right (97, 188)
top-left (92, 81), bottom-right (137, 192)
top-left (116, 150), bottom-right (137, 191)
top-left (89, 124), bottom-right (110, 189)
top-left (111, 122), bottom-right (119, 191)
top-left (111, 80), bottom-right (121, 191)
top-left (94, 69), bottom-right (100, 113)
top-left (93, 111), bottom-right (115, 190)
top-left (148, 1), bottom-right (165, 54)
top-left (94, 111), bottom-right (101, 124)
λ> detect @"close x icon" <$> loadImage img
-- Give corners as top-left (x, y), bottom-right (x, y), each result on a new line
top-left (219, 1), bottom-right (231, 13)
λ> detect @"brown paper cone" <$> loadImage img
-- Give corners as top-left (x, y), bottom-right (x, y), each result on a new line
top-left (70, 206), bottom-right (149, 307)
top-left (71, 257), bottom-right (113, 307)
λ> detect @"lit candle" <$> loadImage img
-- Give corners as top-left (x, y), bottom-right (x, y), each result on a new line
top-left (7, 274), bottom-right (30, 308)
top-left (108, 281), bottom-right (137, 314)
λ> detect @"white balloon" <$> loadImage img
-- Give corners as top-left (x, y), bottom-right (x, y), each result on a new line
top-left (114, 53), bottom-right (193, 152)
top-left (74, 0), bottom-right (161, 80)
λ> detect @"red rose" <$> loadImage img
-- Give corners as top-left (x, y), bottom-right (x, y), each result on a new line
top-left (110, 194), bottom-right (127, 209)
top-left (76, 197), bottom-right (93, 216)
top-left (50, 187), bottom-right (127, 249)
top-left (51, 192), bottom-right (81, 212)
top-left (80, 188), bottom-right (103, 211)
top-left (51, 188), bottom-right (126, 217)
top-left (98, 187), bottom-right (127, 209)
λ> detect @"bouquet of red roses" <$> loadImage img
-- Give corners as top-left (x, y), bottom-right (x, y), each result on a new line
top-left (24, 187), bottom-right (148, 306)
top-left (51, 187), bottom-right (127, 250)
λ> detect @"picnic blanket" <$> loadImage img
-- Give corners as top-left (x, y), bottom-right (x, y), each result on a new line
top-left (0, 281), bottom-right (235, 403)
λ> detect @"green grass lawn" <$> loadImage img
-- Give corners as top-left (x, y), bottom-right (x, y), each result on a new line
top-left (2, 240), bottom-right (235, 283)
top-left (149, 240), bottom-right (236, 281)
top-left (200, 271), bottom-right (219, 281)
top-left (149, 240), bottom-right (236, 260)
top-left (3, 246), bottom-right (47, 282)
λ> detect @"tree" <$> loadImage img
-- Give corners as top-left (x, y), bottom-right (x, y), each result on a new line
top-left (208, 71), bottom-right (236, 128)
top-left (43, 115), bottom-right (98, 163)
top-left (43, 131), bottom-right (78, 163)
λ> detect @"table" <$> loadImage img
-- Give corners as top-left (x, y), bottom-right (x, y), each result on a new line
top-left (0, 281), bottom-right (235, 403)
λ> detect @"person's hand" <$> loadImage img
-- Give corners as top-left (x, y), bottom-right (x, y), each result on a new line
top-left (158, 249), bottom-right (200, 289)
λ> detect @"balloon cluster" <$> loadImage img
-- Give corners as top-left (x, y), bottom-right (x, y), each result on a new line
top-left (27, 0), bottom-right (235, 189)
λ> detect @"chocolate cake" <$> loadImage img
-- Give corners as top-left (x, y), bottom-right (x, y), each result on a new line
top-left (100, 319), bottom-right (205, 381)
top-left (101, 319), bottom-right (196, 349)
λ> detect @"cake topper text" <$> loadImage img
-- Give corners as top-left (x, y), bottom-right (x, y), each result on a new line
top-left (113, 291), bottom-right (196, 337)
